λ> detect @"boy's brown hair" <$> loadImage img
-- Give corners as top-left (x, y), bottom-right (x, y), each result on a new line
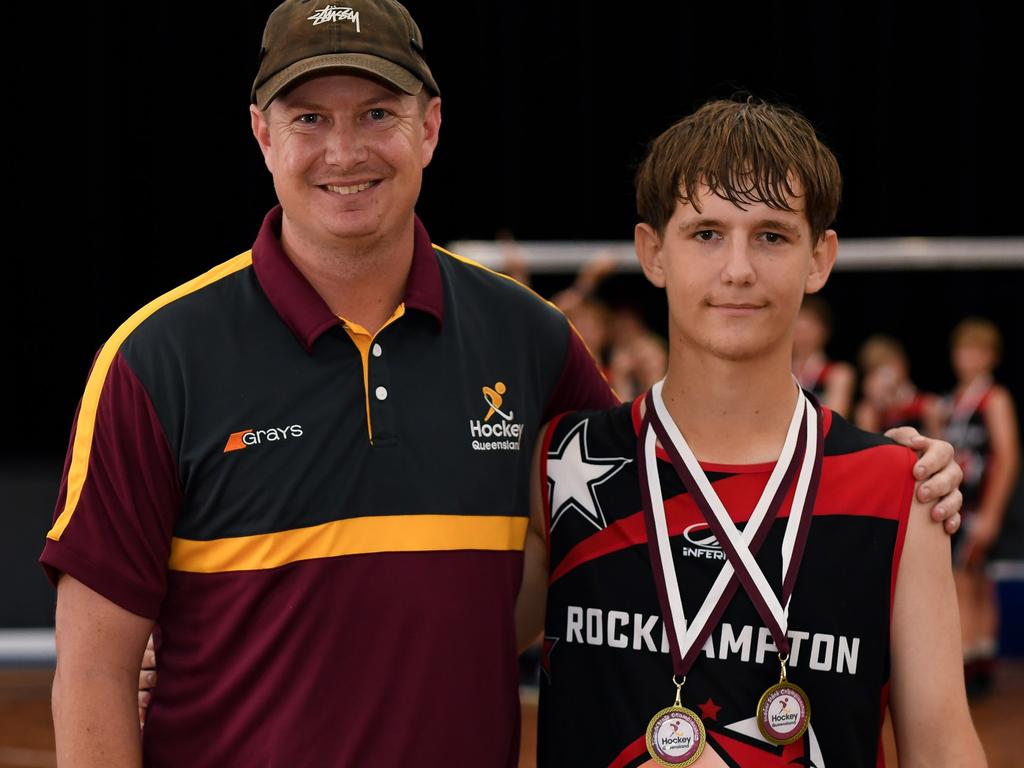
top-left (635, 97), bottom-right (842, 242)
top-left (951, 317), bottom-right (1002, 360)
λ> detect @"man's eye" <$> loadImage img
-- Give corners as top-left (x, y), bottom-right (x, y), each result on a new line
top-left (297, 114), bottom-right (320, 125)
top-left (368, 108), bottom-right (389, 121)
top-left (762, 232), bottom-right (785, 244)
top-left (696, 230), bottom-right (717, 241)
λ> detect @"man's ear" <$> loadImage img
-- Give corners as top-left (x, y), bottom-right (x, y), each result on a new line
top-left (805, 228), bottom-right (838, 294)
top-left (420, 97), bottom-right (442, 168)
top-left (635, 222), bottom-right (666, 288)
top-left (250, 104), bottom-right (273, 172)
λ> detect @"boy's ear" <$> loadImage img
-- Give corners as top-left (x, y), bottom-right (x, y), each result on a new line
top-left (635, 223), bottom-right (666, 288)
top-left (805, 229), bottom-right (838, 294)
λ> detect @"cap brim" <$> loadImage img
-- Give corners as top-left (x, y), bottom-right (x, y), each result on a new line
top-left (254, 53), bottom-right (423, 110)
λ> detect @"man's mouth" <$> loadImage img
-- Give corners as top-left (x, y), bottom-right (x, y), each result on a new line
top-left (324, 180), bottom-right (378, 195)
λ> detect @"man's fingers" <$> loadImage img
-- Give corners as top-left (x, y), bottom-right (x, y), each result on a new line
top-left (139, 689), bottom-right (151, 729)
top-left (917, 463), bottom-right (963, 505)
top-left (142, 647), bottom-right (156, 669)
top-left (943, 512), bottom-right (962, 535)
top-left (139, 668), bottom-right (157, 691)
top-left (910, 437), bottom-right (956, 482)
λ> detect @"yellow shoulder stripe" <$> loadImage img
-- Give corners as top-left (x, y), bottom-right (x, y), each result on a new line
top-left (47, 252), bottom-right (255, 541)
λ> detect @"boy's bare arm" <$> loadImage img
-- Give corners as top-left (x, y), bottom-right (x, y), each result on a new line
top-left (889, 492), bottom-right (986, 767)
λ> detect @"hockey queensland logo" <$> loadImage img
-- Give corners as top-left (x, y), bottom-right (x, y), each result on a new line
top-left (469, 381), bottom-right (524, 452)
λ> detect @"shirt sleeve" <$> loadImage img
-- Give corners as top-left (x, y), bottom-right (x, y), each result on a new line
top-left (542, 324), bottom-right (620, 423)
top-left (40, 351), bottom-right (181, 619)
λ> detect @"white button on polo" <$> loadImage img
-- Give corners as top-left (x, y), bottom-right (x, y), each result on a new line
top-left (372, 343), bottom-right (382, 358)
top-left (375, 386), bottom-right (388, 401)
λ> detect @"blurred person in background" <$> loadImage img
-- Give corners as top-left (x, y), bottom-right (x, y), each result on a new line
top-left (854, 334), bottom-right (937, 434)
top-left (929, 317), bottom-right (1020, 696)
top-left (608, 328), bottom-right (668, 401)
top-left (792, 295), bottom-right (855, 417)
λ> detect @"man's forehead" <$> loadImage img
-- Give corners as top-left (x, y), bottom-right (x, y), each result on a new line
top-left (275, 71), bottom-right (409, 106)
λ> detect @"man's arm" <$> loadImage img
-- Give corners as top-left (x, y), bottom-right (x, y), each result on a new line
top-left (885, 428), bottom-right (964, 534)
top-left (889, 493), bottom-right (986, 766)
top-left (516, 431), bottom-right (551, 653)
top-left (53, 575), bottom-right (153, 767)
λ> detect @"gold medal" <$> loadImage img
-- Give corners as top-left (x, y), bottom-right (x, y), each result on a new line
top-left (757, 656), bottom-right (811, 745)
top-left (646, 677), bottom-right (706, 766)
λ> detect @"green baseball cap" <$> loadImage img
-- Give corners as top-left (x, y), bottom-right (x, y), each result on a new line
top-left (252, 0), bottom-right (440, 110)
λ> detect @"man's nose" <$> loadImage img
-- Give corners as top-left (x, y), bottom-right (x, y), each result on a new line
top-left (323, 122), bottom-right (369, 169)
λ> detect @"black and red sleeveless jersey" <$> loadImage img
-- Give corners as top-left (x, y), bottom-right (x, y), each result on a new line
top-left (538, 396), bottom-right (915, 768)
top-left (943, 384), bottom-right (994, 512)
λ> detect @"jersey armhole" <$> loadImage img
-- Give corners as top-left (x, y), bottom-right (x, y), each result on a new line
top-left (887, 448), bottom-right (918, 625)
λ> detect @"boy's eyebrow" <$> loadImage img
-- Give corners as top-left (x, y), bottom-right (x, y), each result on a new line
top-left (757, 218), bottom-right (803, 234)
top-left (677, 217), bottom-right (803, 234)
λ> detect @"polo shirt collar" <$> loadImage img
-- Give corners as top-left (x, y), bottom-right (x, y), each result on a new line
top-left (251, 206), bottom-right (444, 351)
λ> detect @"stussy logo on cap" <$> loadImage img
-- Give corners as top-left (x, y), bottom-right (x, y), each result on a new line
top-left (307, 5), bottom-right (361, 31)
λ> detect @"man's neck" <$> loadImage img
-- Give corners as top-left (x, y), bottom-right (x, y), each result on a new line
top-left (660, 345), bottom-right (800, 465)
top-left (280, 217), bottom-right (416, 334)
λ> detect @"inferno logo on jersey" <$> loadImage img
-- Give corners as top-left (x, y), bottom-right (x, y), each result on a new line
top-left (223, 425), bottom-right (304, 453)
top-left (469, 381), bottom-right (524, 452)
top-left (681, 522), bottom-right (727, 560)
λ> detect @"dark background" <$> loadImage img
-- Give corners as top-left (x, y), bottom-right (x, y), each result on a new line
top-left (4, 1), bottom-right (1022, 627)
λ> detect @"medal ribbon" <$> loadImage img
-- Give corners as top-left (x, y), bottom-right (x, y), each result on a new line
top-left (639, 379), bottom-right (823, 676)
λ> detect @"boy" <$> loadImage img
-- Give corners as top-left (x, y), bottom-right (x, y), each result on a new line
top-left (932, 318), bottom-right (1020, 695)
top-left (519, 98), bottom-right (984, 767)
top-left (854, 334), bottom-right (936, 434)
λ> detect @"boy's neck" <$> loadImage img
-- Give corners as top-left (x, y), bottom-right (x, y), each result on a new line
top-left (660, 344), bottom-right (800, 465)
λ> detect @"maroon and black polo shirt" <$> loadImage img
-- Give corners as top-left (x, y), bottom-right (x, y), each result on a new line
top-left (41, 206), bottom-right (617, 767)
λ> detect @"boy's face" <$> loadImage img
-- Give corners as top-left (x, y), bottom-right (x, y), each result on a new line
top-left (952, 341), bottom-right (996, 382)
top-left (635, 181), bottom-right (836, 364)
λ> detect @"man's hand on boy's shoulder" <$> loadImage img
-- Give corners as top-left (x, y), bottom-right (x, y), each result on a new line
top-left (885, 426), bottom-right (963, 534)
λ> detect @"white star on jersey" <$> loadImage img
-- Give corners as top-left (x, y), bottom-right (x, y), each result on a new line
top-left (547, 419), bottom-right (631, 531)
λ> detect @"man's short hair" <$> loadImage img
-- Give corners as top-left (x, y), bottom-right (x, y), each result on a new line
top-left (635, 97), bottom-right (841, 242)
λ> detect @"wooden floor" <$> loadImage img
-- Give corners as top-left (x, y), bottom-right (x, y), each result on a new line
top-left (2, 662), bottom-right (1020, 767)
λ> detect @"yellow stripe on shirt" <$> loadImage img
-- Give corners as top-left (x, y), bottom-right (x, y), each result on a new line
top-left (168, 514), bottom-right (529, 573)
top-left (47, 252), bottom-right (255, 541)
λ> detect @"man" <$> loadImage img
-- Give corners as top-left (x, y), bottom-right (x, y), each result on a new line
top-left (44, 1), bottom-right (614, 765)
top-left (47, 3), bottom-right (960, 767)
top-left (521, 99), bottom-right (983, 766)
